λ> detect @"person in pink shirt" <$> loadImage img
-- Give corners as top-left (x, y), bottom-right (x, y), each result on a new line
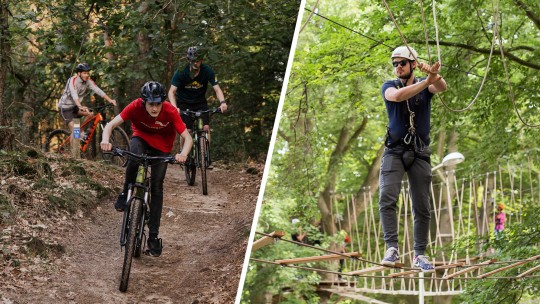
top-left (100, 81), bottom-right (192, 257)
top-left (495, 203), bottom-right (506, 236)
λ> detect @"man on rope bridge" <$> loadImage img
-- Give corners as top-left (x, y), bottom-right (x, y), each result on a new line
top-left (379, 46), bottom-right (447, 273)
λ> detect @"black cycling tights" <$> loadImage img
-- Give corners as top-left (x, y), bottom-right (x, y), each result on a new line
top-left (122, 136), bottom-right (168, 235)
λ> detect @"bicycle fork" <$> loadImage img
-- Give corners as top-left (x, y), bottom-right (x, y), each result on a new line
top-left (119, 184), bottom-right (149, 248)
top-left (195, 132), bottom-right (210, 167)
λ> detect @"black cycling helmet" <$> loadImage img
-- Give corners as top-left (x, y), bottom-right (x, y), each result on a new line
top-left (140, 81), bottom-right (166, 103)
top-left (76, 62), bottom-right (91, 72)
top-left (186, 46), bottom-right (207, 62)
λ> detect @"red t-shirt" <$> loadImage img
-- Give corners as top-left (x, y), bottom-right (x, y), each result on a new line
top-left (120, 98), bottom-right (186, 153)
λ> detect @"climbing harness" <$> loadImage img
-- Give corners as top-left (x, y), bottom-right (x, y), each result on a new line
top-left (384, 79), bottom-right (429, 171)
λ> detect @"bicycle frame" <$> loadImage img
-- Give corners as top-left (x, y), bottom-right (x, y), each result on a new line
top-left (55, 112), bottom-right (104, 153)
top-left (111, 148), bottom-right (175, 292)
top-left (192, 117), bottom-right (209, 167)
top-left (182, 108), bottom-right (221, 195)
top-left (120, 163), bottom-right (149, 247)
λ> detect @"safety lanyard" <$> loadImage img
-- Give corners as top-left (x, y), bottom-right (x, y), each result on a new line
top-left (396, 78), bottom-right (424, 151)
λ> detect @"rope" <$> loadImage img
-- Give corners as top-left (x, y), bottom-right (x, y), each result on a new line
top-left (384, 0), bottom-right (499, 113)
top-left (303, 8), bottom-right (394, 49)
top-left (301, 7), bottom-right (536, 94)
top-left (419, 0), bottom-right (432, 64)
top-left (496, 22), bottom-right (540, 127)
top-left (255, 231), bottom-right (417, 270)
top-left (300, 0), bottom-right (320, 33)
top-left (431, 0), bottom-right (441, 64)
top-left (254, 231), bottom-right (540, 270)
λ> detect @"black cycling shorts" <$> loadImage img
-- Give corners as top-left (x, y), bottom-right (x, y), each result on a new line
top-left (178, 102), bottom-right (209, 130)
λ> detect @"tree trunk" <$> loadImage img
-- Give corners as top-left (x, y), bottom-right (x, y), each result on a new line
top-left (0, 0), bottom-right (15, 150)
top-left (317, 117), bottom-right (368, 235)
top-left (104, 31), bottom-right (121, 114)
top-left (342, 143), bottom-right (385, 231)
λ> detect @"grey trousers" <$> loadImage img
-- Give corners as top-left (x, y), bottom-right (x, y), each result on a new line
top-left (378, 145), bottom-right (432, 256)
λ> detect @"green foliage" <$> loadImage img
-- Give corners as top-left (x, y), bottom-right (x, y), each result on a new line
top-left (4, 0), bottom-right (300, 162)
top-left (454, 205), bottom-right (540, 303)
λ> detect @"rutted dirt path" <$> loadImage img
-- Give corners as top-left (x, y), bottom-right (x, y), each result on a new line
top-left (1, 163), bottom-right (260, 304)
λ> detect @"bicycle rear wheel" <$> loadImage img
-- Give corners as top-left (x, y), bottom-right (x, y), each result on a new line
top-left (185, 153), bottom-right (197, 186)
top-left (198, 137), bottom-right (208, 195)
top-left (102, 127), bottom-right (130, 167)
top-left (119, 198), bottom-right (142, 292)
top-left (45, 129), bottom-right (72, 155)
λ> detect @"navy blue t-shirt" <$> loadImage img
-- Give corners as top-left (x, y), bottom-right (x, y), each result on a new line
top-left (171, 64), bottom-right (218, 104)
top-left (381, 77), bottom-right (434, 145)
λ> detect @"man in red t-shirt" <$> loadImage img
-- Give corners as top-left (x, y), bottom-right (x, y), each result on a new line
top-left (101, 81), bottom-right (192, 257)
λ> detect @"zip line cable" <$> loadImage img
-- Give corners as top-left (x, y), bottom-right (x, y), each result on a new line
top-left (302, 6), bottom-right (539, 125)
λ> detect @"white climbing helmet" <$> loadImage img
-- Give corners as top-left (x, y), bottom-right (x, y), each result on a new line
top-left (391, 46), bottom-right (418, 61)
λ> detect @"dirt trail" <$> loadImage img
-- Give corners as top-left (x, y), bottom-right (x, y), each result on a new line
top-left (2, 164), bottom-right (260, 304)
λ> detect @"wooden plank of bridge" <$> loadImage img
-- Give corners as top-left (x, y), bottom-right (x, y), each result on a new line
top-left (321, 288), bottom-right (390, 304)
top-left (435, 262), bottom-right (464, 270)
top-left (347, 263), bottom-right (404, 276)
top-left (275, 252), bottom-right (361, 264)
top-left (251, 231), bottom-right (285, 252)
top-left (516, 264), bottom-right (540, 278)
top-left (478, 254), bottom-right (540, 279)
top-left (443, 259), bottom-right (496, 279)
top-left (388, 269), bottom-right (420, 277)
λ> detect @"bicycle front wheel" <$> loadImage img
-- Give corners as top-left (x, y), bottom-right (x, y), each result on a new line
top-left (103, 127), bottom-right (130, 167)
top-left (198, 137), bottom-right (208, 195)
top-left (119, 198), bottom-right (142, 292)
top-left (185, 153), bottom-right (197, 186)
top-left (45, 129), bottom-right (72, 155)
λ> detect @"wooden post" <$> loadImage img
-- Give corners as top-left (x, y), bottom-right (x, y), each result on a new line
top-left (251, 231), bottom-right (285, 252)
top-left (72, 118), bottom-right (81, 158)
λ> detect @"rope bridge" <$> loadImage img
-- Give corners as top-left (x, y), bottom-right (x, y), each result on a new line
top-left (251, 158), bottom-right (540, 299)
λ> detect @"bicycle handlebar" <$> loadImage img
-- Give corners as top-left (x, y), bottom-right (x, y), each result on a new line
top-left (180, 108), bottom-right (222, 117)
top-left (105, 147), bottom-right (177, 164)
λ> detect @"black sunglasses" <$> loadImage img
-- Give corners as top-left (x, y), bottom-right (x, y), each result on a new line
top-left (392, 60), bottom-right (409, 67)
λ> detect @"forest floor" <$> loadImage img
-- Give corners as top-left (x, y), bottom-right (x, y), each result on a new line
top-left (0, 150), bottom-right (262, 303)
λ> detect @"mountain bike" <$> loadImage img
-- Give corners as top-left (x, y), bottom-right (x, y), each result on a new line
top-left (181, 108), bottom-right (221, 195)
top-left (106, 147), bottom-right (177, 292)
top-left (45, 104), bottom-right (130, 166)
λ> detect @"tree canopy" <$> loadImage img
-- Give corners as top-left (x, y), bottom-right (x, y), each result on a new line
top-left (0, 0), bottom-right (301, 161)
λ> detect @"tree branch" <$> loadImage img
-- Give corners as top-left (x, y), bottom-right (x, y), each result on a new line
top-left (514, 0), bottom-right (540, 31)
top-left (411, 39), bottom-right (540, 70)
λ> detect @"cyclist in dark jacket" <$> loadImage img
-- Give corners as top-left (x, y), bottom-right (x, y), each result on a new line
top-left (168, 46), bottom-right (228, 132)
top-left (101, 81), bottom-right (192, 257)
